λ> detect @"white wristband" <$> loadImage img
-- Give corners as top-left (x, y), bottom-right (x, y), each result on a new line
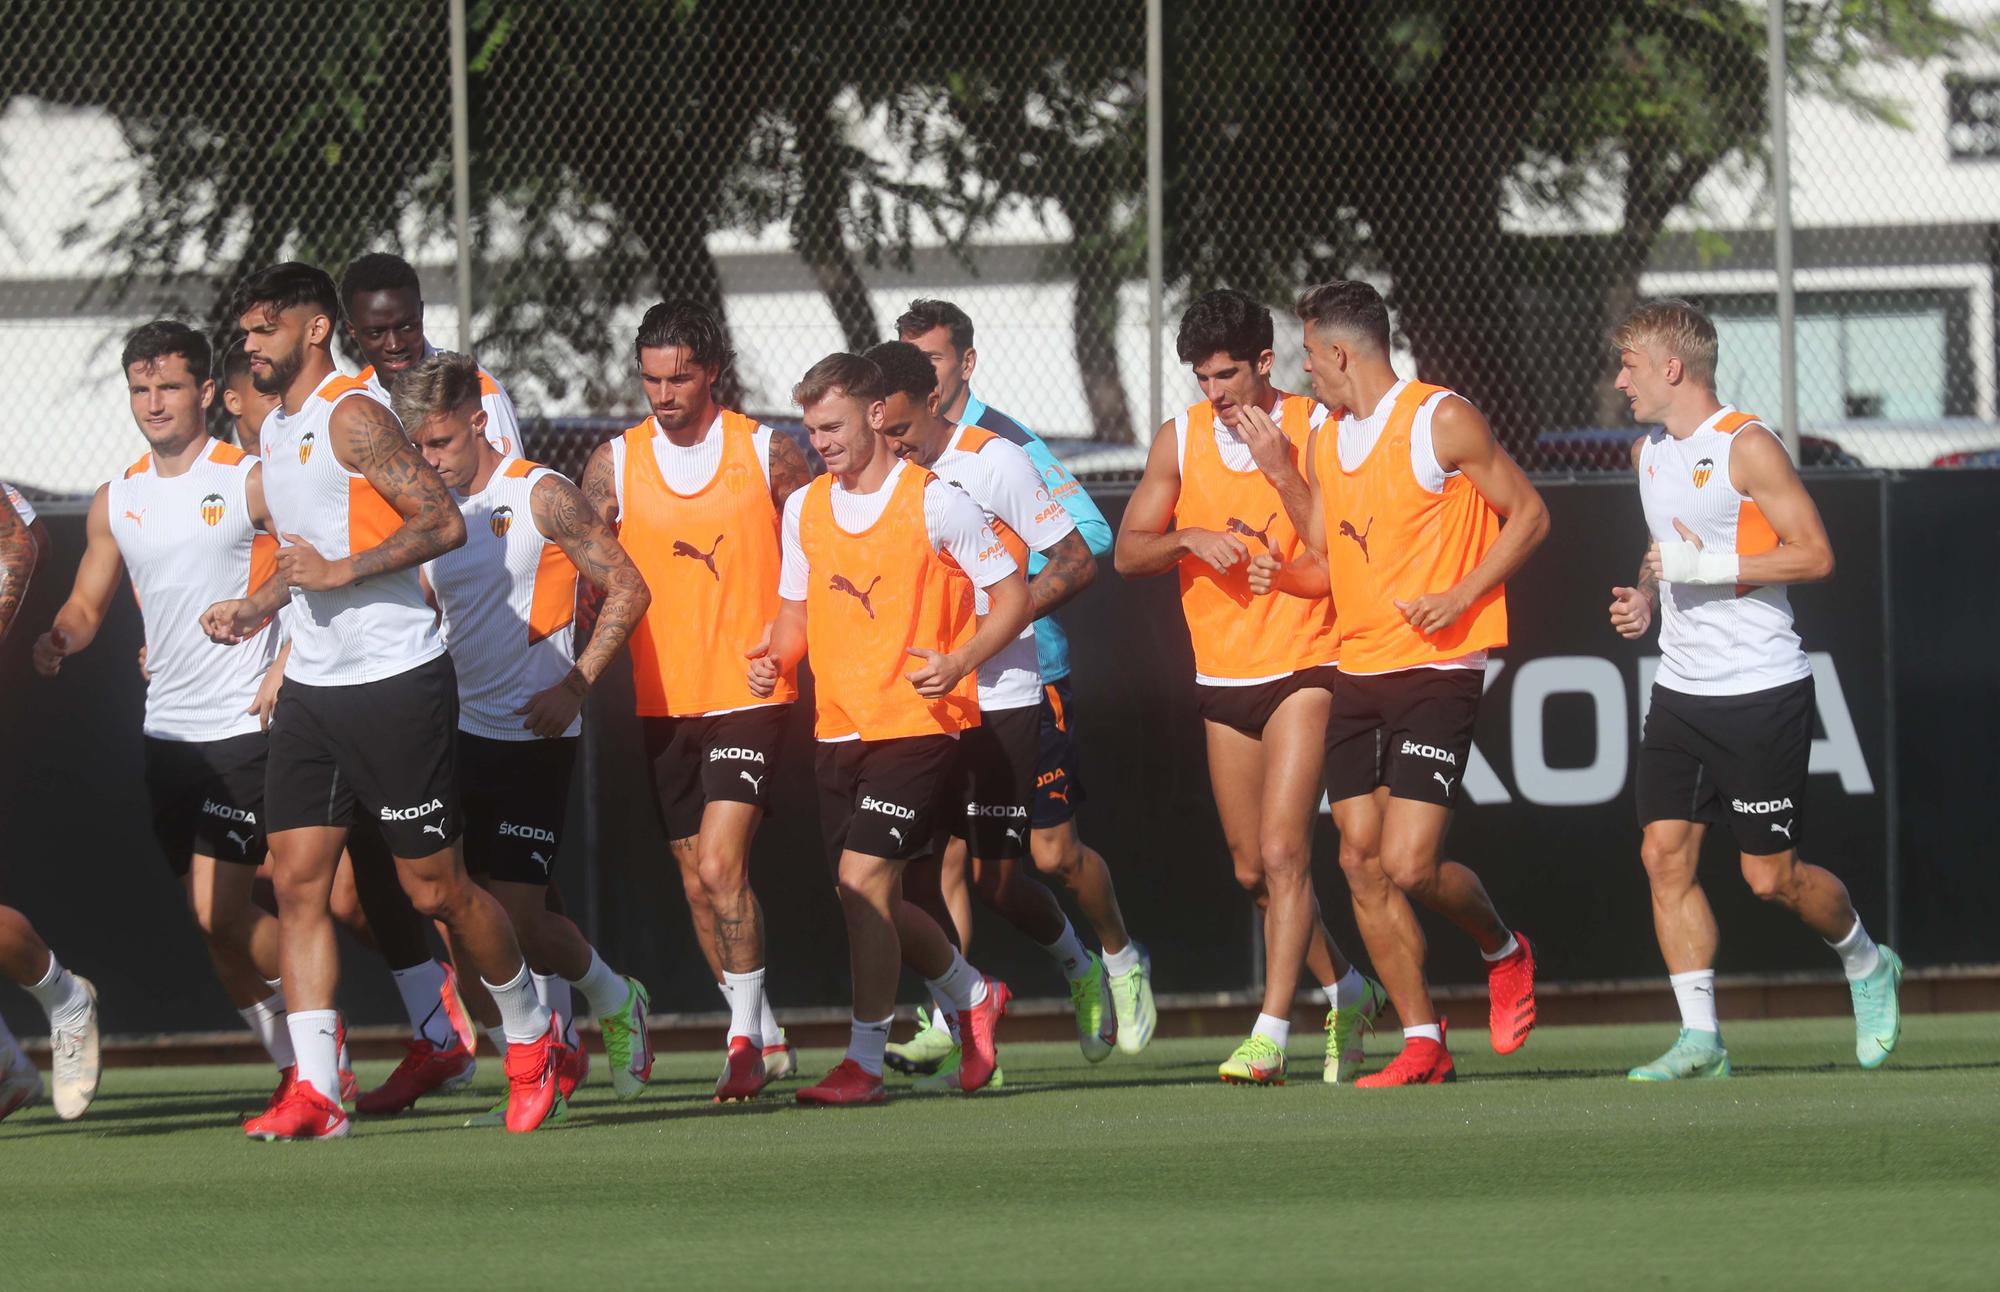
top-left (1658, 540), bottom-right (1739, 586)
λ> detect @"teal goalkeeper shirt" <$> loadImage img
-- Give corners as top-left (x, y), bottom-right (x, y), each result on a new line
top-left (958, 391), bottom-right (1111, 683)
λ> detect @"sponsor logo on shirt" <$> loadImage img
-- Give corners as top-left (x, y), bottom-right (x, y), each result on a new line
top-left (1227, 512), bottom-right (1277, 553)
top-left (498, 821), bottom-right (556, 843)
top-left (1731, 797), bottom-right (1794, 815)
top-left (708, 746), bottom-right (767, 764)
top-left (673, 534), bottom-right (724, 580)
top-left (829, 573), bottom-right (880, 618)
top-left (1339, 516), bottom-right (1374, 562)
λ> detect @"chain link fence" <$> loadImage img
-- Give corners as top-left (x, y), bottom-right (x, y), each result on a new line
top-left (4, 2), bottom-right (1999, 498)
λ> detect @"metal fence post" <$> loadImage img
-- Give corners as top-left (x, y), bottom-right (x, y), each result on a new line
top-left (1145, 0), bottom-right (1165, 440)
top-left (449, 0), bottom-right (475, 350)
top-left (1767, 0), bottom-right (1801, 461)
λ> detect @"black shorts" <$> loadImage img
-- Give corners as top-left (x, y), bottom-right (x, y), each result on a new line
top-left (1324, 667), bottom-right (1482, 808)
top-left (815, 734), bottom-right (959, 872)
top-left (144, 732), bottom-right (268, 874)
top-left (1197, 664), bottom-right (1338, 737)
top-left (642, 703), bottom-right (790, 842)
top-left (951, 705), bottom-right (1038, 859)
top-left (1637, 677), bottom-right (1814, 856)
top-left (265, 653), bottom-right (462, 858)
top-left (458, 731), bottom-right (577, 884)
top-left (1033, 678), bottom-right (1087, 829)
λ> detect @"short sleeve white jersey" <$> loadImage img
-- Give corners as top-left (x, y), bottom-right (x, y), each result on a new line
top-left (1638, 407), bottom-right (1812, 697)
top-left (424, 461), bottom-right (580, 740)
top-left (932, 425), bottom-right (1076, 711)
top-left (106, 440), bottom-right (280, 740)
top-left (257, 372), bottom-right (445, 686)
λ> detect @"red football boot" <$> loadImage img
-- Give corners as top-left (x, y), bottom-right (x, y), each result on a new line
top-left (794, 1058), bottom-right (886, 1106)
top-left (761, 1032), bottom-right (797, 1080)
top-left (556, 1026), bottom-right (589, 1101)
top-left (245, 1076), bottom-right (350, 1140)
top-left (713, 1036), bottom-right (769, 1103)
top-left (354, 1038), bottom-right (477, 1115)
top-left (1354, 1019), bottom-right (1456, 1088)
top-left (1487, 934), bottom-right (1538, 1055)
top-left (956, 978), bottom-right (1011, 1093)
top-left (503, 1015), bottom-right (565, 1133)
top-left (335, 1020), bottom-right (357, 1104)
top-left (250, 1065), bottom-right (297, 1123)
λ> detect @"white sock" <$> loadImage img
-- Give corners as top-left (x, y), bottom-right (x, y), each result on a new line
top-left (722, 968), bottom-right (765, 1043)
top-left (533, 972), bottom-right (577, 1048)
top-left (1329, 967), bottom-right (1367, 1010)
top-left (760, 991), bottom-right (782, 1048)
top-left (287, 1009), bottom-right (341, 1101)
top-left (925, 950), bottom-right (989, 1015)
top-left (1251, 1012), bottom-right (1290, 1048)
top-left (1828, 918), bottom-right (1882, 981)
top-left (1101, 940), bottom-right (1141, 977)
top-left (571, 948), bottom-right (628, 1019)
top-left (1669, 969), bottom-right (1720, 1035)
top-left (926, 986), bottom-right (953, 1028)
top-left (239, 994), bottom-right (296, 1070)
top-left (846, 1015), bottom-right (892, 1077)
top-left (1404, 1023), bottom-right (1443, 1044)
top-left (27, 954), bottom-right (91, 1031)
top-left (1040, 917), bottom-right (1094, 982)
top-left (391, 960), bottom-right (456, 1049)
top-left (1481, 933), bottom-right (1520, 963)
top-left (483, 964), bottom-right (553, 1045)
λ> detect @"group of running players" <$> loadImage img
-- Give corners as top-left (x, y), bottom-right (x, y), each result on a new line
top-left (0, 254), bottom-right (1904, 1138)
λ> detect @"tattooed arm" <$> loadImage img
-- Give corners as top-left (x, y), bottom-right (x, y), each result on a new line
top-left (274, 398), bottom-right (466, 592)
top-left (0, 486), bottom-right (39, 645)
top-left (572, 439), bottom-right (619, 650)
top-left (515, 472), bottom-right (651, 737)
top-left (767, 429), bottom-right (814, 512)
top-left (1029, 529), bottom-right (1096, 620)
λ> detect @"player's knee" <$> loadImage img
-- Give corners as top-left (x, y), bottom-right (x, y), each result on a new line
top-left (694, 848), bottom-right (746, 902)
top-left (1379, 844), bottom-right (1437, 895)
top-left (400, 872), bottom-right (461, 921)
top-left (1258, 837), bottom-right (1309, 886)
top-left (1639, 837), bottom-right (1682, 884)
top-left (1740, 853), bottom-right (1795, 902)
top-left (1029, 834), bottom-right (1079, 882)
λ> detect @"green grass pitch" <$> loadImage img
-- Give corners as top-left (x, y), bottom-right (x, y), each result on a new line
top-left (7, 1014), bottom-right (1996, 1289)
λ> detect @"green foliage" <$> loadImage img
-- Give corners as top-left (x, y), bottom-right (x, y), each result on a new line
top-left (1, 0), bottom-right (1985, 437)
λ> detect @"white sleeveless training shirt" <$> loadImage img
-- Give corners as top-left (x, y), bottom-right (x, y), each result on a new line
top-left (1638, 406), bottom-right (1812, 697)
top-left (107, 439), bottom-right (281, 740)
top-left (424, 460), bottom-right (580, 740)
top-left (361, 346), bottom-right (521, 460)
top-left (258, 371), bottom-right (444, 686)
